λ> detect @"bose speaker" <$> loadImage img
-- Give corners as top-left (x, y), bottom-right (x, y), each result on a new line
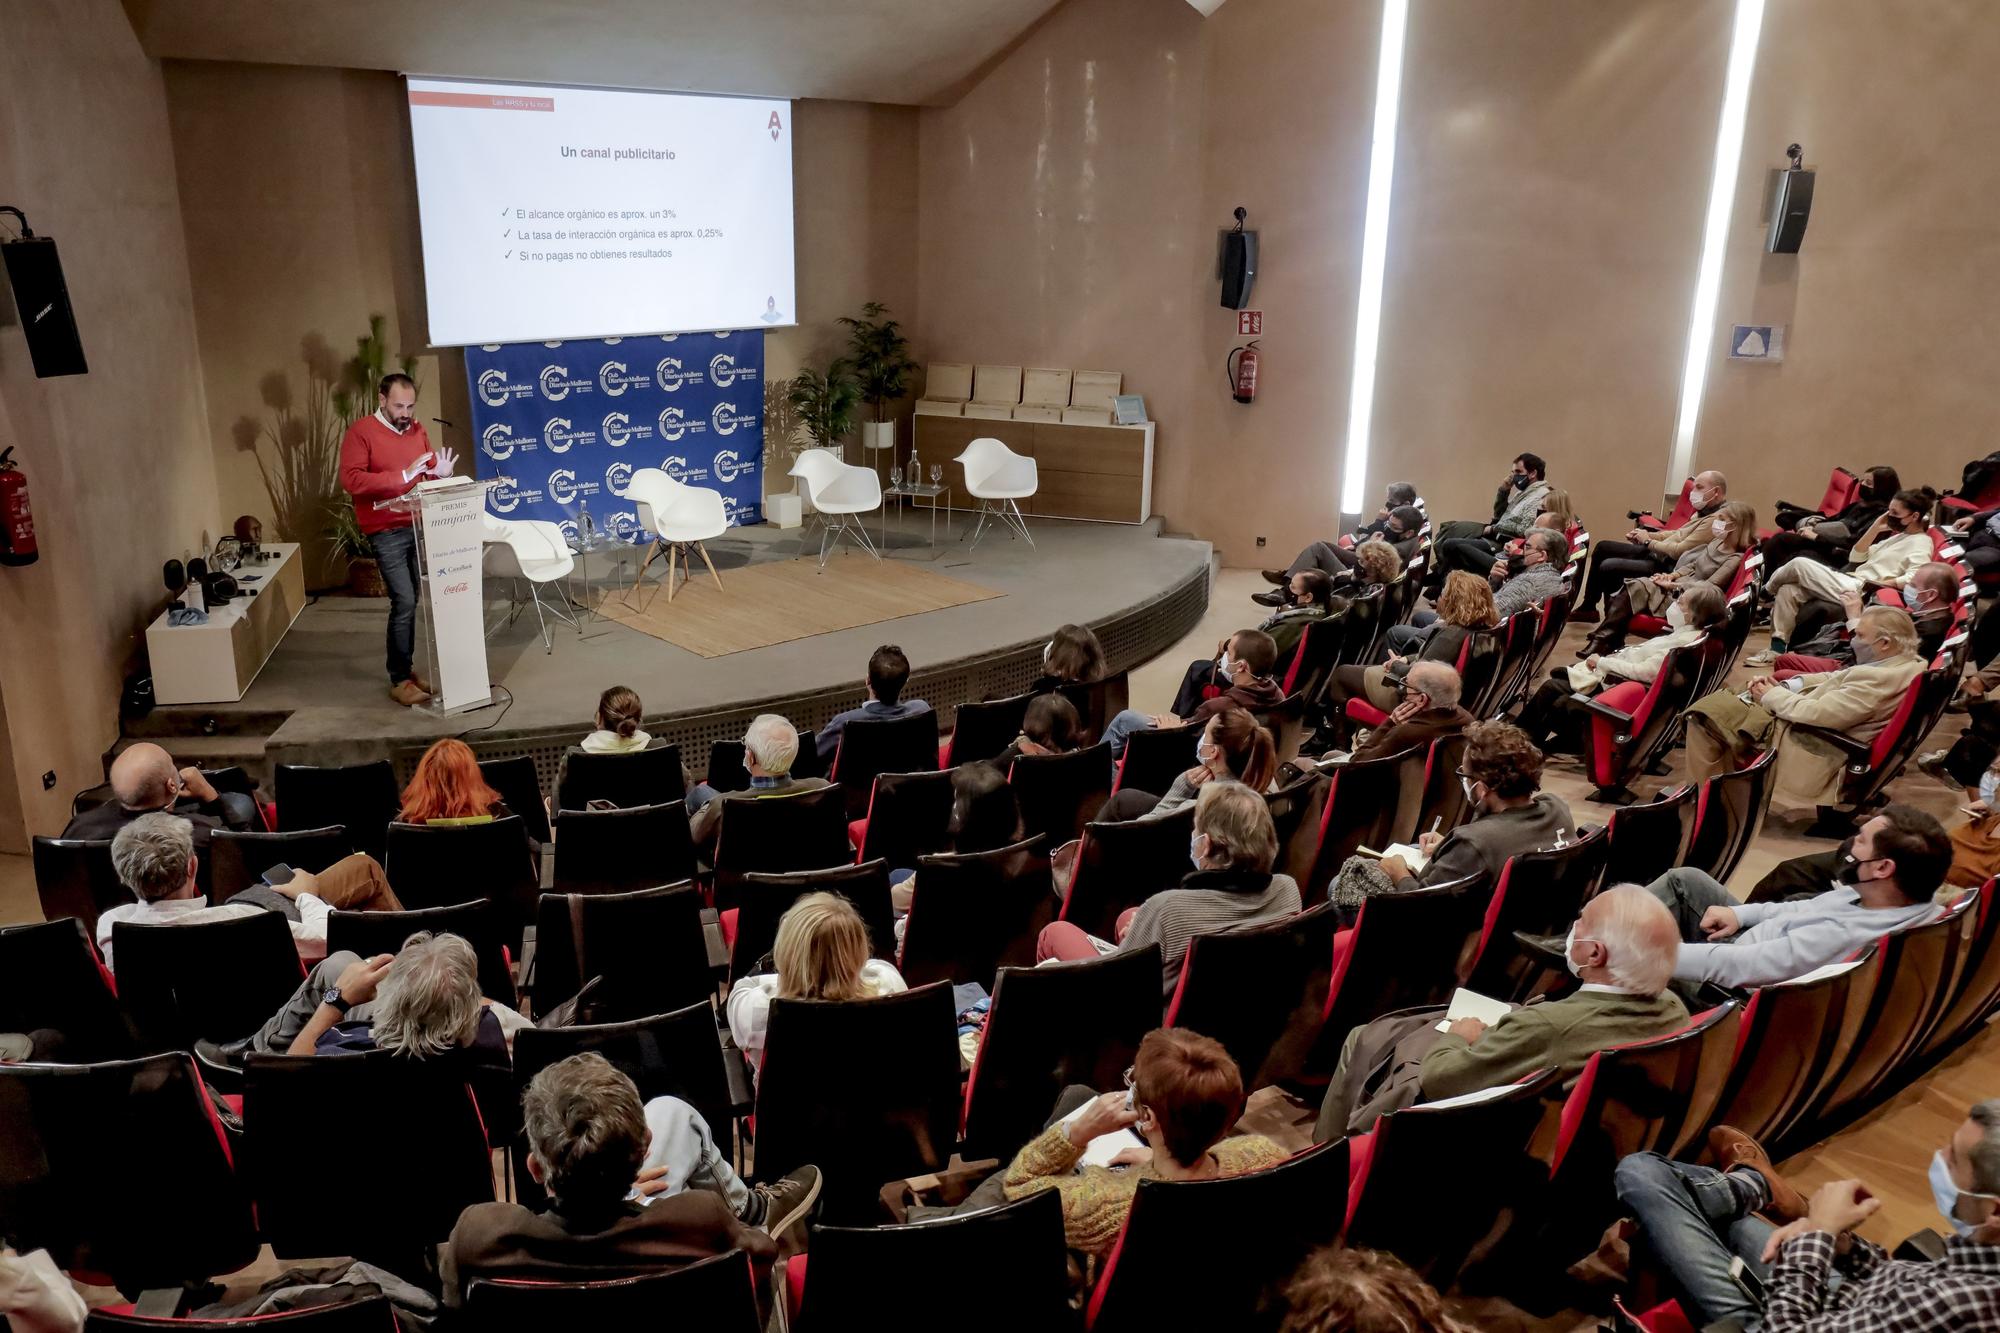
top-left (1767, 146), bottom-right (1814, 254)
top-left (1, 236), bottom-right (88, 377)
top-left (1219, 228), bottom-right (1258, 311)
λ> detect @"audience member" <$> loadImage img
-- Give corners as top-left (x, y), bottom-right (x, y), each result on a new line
top-left (1432, 453), bottom-right (1552, 566)
top-left (890, 762), bottom-right (1024, 914)
top-left (1787, 560), bottom-right (1958, 675)
top-left (1616, 1102), bottom-right (2000, 1331)
top-left (1922, 641), bottom-right (2000, 797)
top-left (579, 684), bottom-right (652, 753)
top-left (1033, 623), bottom-right (1107, 692)
top-left (998, 693), bottom-right (1085, 768)
top-left (1328, 571), bottom-right (1499, 718)
top-left (1314, 886), bottom-right (1685, 1140)
top-left (1517, 582), bottom-right (1727, 753)
top-left (1349, 482), bottom-right (1427, 541)
top-left (1258, 505), bottom-right (1423, 603)
top-left (686, 714), bottom-right (831, 849)
top-left (1946, 500), bottom-right (2000, 586)
top-left (1388, 529), bottom-right (1565, 657)
top-left (1681, 607), bottom-right (1924, 807)
top-left (1275, 1246), bottom-right (1473, 1333)
top-left (1747, 487), bottom-right (1938, 665)
top-left (1581, 500), bottom-right (1754, 655)
top-left (1761, 463), bottom-right (1900, 571)
top-left (1037, 780), bottom-right (1301, 1000)
top-left (1347, 662), bottom-right (1473, 764)
top-left (1254, 569), bottom-right (1339, 664)
top-left (61, 741), bottom-right (260, 852)
top-left (1103, 628), bottom-right (1283, 757)
top-left (816, 643), bottom-right (931, 762)
top-left (1537, 486), bottom-right (1577, 532)
top-left (442, 1052), bottom-right (812, 1306)
top-left (1097, 706), bottom-right (1277, 822)
top-left (1572, 469), bottom-right (1728, 620)
top-left (999, 1028), bottom-right (1286, 1268)
top-left (399, 738), bottom-right (511, 825)
top-left (1642, 805), bottom-right (1949, 990)
top-left (726, 891), bottom-right (906, 1077)
top-left (97, 812), bottom-right (400, 970)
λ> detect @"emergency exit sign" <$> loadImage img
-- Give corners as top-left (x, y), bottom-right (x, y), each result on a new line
top-left (1237, 310), bottom-right (1263, 336)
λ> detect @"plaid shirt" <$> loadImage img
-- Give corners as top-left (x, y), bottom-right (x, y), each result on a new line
top-left (1766, 1230), bottom-right (2000, 1331)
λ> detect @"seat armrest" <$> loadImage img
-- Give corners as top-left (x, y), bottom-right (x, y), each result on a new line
top-left (1894, 1228), bottom-right (1948, 1262)
top-left (1575, 693), bottom-right (1635, 727)
top-left (1701, 1322), bottom-right (1748, 1333)
top-left (718, 1030), bottom-right (755, 1117)
top-left (1785, 722), bottom-right (1873, 761)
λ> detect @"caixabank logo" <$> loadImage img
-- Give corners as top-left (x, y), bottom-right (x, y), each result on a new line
top-left (539, 364), bottom-right (594, 401)
top-left (712, 448), bottom-right (758, 484)
top-left (708, 353), bottom-right (758, 388)
top-left (542, 417), bottom-right (597, 454)
top-left (601, 411), bottom-right (652, 448)
top-left (654, 356), bottom-right (703, 392)
top-left (656, 407), bottom-right (707, 443)
top-left (476, 367), bottom-right (533, 408)
top-left (710, 402), bottom-right (757, 437)
top-left (603, 461), bottom-right (635, 498)
top-left (481, 423), bottom-right (532, 462)
top-left (487, 479), bottom-right (544, 515)
top-left (597, 361), bottom-right (650, 396)
top-left (546, 467), bottom-right (600, 508)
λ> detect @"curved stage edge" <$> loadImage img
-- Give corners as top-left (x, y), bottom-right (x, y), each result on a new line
top-left (154, 518), bottom-right (1213, 788)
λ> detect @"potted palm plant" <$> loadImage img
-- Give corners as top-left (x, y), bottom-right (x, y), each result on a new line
top-left (787, 360), bottom-right (862, 474)
top-left (839, 302), bottom-right (916, 459)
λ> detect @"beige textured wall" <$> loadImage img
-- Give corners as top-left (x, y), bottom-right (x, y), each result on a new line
top-left (0, 0), bottom-right (223, 847)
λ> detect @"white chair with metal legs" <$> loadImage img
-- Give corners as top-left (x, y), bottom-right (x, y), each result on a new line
top-left (789, 447), bottom-right (883, 566)
top-left (625, 466), bottom-right (728, 607)
top-left (479, 513), bottom-right (580, 652)
top-left (956, 437), bottom-right (1039, 549)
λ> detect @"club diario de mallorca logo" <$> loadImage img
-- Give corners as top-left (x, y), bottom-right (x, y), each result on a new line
top-left (481, 423), bottom-right (531, 462)
top-left (710, 402), bottom-right (756, 437)
top-left (605, 510), bottom-right (642, 542)
top-left (655, 356), bottom-right (702, 392)
top-left (712, 449), bottom-right (756, 484)
top-left (539, 364), bottom-right (593, 401)
top-left (658, 454), bottom-right (711, 484)
top-left (597, 361), bottom-right (650, 396)
top-left (708, 353), bottom-right (757, 388)
top-left (477, 368), bottom-right (531, 408)
top-left (604, 461), bottom-right (635, 497)
top-left (601, 411), bottom-right (652, 448)
top-left (546, 467), bottom-right (600, 508)
top-left (656, 407), bottom-right (707, 443)
top-left (487, 479), bottom-right (542, 514)
top-left (542, 417), bottom-right (596, 453)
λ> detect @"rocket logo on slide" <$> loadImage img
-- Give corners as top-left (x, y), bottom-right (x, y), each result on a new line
top-left (769, 111), bottom-right (783, 141)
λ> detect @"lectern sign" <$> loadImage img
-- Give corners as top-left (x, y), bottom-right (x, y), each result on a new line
top-left (417, 484), bottom-right (492, 710)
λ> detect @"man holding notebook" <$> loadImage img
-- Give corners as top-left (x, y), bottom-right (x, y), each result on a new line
top-left (1313, 885), bottom-right (1687, 1141)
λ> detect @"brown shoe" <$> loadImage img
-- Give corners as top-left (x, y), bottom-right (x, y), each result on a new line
top-left (389, 679), bottom-right (431, 707)
top-left (1708, 1125), bottom-right (1806, 1220)
top-left (409, 670), bottom-right (434, 696)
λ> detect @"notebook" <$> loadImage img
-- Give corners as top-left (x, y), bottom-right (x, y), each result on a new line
top-left (1056, 1100), bottom-right (1147, 1170)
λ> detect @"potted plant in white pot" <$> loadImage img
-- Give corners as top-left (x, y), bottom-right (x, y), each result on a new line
top-left (839, 302), bottom-right (916, 465)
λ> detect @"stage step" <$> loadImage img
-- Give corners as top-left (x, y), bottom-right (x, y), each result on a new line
top-left (123, 707), bottom-right (291, 740)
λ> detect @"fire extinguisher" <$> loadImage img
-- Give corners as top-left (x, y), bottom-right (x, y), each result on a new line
top-left (0, 446), bottom-right (39, 567)
top-left (1227, 340), bottom-right (1260, 404)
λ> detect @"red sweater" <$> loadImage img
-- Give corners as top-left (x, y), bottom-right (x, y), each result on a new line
top-left (339, 415), bottom-right (434, 534)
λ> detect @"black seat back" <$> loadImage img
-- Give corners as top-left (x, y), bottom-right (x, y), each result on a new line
top-left (532, 883), bottom-right (712, 1024)
top-left (712, 784), bottom-right (853, 909)
top-left (113, 909), bottom-right (305, 1050)
top-left (801, 1192), bottom-right (1070, 1329)
top-left (1312, 874), bottom-right (1490, 1081)
top-left (1411, 732), bottom-right (1474, 839)
top-left (552, 801), bottom-right (698, 894)
top-left (1165, 901), bottom-right (1342, 1091)
top-left (1266, 771), bottom-right (1328, 884)
top-left (383, 815), bottom-right (539, 933)
top-left (208, 826), bottom-right (351, 904)
top-left (854, 769), bottom-right (958, 870)
top-left (1481, 607), bottom-right (1544, 717)
top-left (1466, 831), bottom-right (1610, 1001)
top-left (1680, 750), bottom-right (1777, 883)
top-left (29, 836), bottom-right (124, 940)
top-left (900, 835), bottom-right (1055, 989)
top-left (0, 918), bottom-right (133, 1061)
top-left (831, 712), bottom-right (941, 819)
top-left (1115, 726), bottom-right (1199, 800)
top-left (1059, 805), bottom-right (1197, 941)
top-left (1302, 747), bottom-right (1421, 901)
top-left (1453, 625), bottom-right (1508, 718)
top-left (275, 761), bottom-right (398, 862)
top-left (0, 1053), bottom-right (258, 1290)
top-left (732, 860), bottom-right (898, 980)
top-left (327, 898), bottom-right (517, 1006)
top-left (960, 948), bottom-right (1164, 1160)
top-left (1603, 784), bottom-right (1696, 889)
top-left (477, 754), bottom-right (553, 844)
top-left (1058, 671), bottom-right (1128, 744)
top-left (944, 694), bottom-right (1032, 767)
top-left (464, 1250), bottom-right (758, 1332)
top-left (554, 742), bottom-right (686, 811)
top-left (754, 983), bottom-right (961, 1222)
top-left (1331, 586), bottom-right (1386, 669)
top-left (1707, 959), bottom-right (1864, 1146)
top-left (1009, 742), bottom-right (1114, 849)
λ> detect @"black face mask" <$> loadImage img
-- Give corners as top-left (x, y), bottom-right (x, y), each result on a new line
top-left (1512, 474), bottom-right (1532, 491)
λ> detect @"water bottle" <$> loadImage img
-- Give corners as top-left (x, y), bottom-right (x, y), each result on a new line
top-left (907, 445), bottom-right (920, 491)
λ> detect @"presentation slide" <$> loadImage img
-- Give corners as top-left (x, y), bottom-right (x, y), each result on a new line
top-left (407, 77), bottom-right (795, 346)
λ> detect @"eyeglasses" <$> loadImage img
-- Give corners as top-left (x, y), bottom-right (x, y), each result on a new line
top-left (1121, 1064), bottom-right (1137, 1110)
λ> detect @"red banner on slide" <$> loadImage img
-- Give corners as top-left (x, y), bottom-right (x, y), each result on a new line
top-left (408, 91), bottom-right (555, 112)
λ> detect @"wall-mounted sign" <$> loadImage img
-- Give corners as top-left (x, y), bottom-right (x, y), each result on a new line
top-left (1237, 310), bottom-right (1263, 336)
top-left (1729, 324), bottom-right (1785, 362)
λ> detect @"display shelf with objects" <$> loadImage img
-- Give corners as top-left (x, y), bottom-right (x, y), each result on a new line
top-left (913, 361), bottom-right (1152, 524)
top-left (144, 543), bottom-right (306, 705)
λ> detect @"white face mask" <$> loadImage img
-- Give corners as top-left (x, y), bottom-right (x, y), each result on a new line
top-left (1711, 518), bottom-right (1729, 538)
top-left (1665, 603), bottom-right (1688, 631)
top-left (1930, 1149), bottom-right (2000, 1236)
top-left (1043, 641), bottom-right (1053, 667)
top-left (1562, 921), bottom-right (1588, 978)
top-left (1689, 489), bottom-right (1709, 510)
top-left (1460, 775), bottom-right (1482, 806)
top-left (1189, 832), bottom-right (1208, 866)
top-left (1218, 652), bottom-right (1236, 679)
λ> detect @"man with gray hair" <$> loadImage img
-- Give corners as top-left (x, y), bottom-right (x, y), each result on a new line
top-left (684, 713), bottom-right (831, 852)
top-left (1349, 661), bottom-right (1474, 764)
top-left (96, 811), bottom-right (400, 971)
top-left (1314, 885), bottom-right (1688, 1141)
top-left (1617, 1101), bottom-right (2000, 1329)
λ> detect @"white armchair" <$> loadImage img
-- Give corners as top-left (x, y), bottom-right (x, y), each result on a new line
top-left (625, 466), bottom-right (729, 606)
top-left (789, 447), bottom-right (883, 566)
top-left (956, 437), bottom-right (1039, 549)
top-left (480, 513), bottom-right (579, 651)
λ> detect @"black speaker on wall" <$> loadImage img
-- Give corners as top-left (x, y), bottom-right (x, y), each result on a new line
top-left (1766, 144), bottom-right (1814, 254)
top-left (1, 235), bottom-right (89, 377)
top-left (1218, 206), bottom-right (1258, 310)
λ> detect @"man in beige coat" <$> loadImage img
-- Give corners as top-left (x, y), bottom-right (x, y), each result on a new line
top-left (1681, 606), bottom-right (1926, 807)
top-left (1573, 469), bottom-right (1728, 619)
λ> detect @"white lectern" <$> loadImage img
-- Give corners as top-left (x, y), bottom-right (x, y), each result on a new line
top-left (375, 478), bottom-right (499, 713)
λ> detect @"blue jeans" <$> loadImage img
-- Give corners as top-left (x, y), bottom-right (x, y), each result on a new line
top-left (685, 782), bottom-right (719, 814)
top-left (635, 1096), bottom-right (749, 1219)
top-left (1614, 1153), bottom-right (1776, 1330)
top-left (1385, 611), bottom-right (1438, 658)
top-left (368, 526), bottom-right (420, 685)
top-left (1103, 708), bottom-right (1154, 758)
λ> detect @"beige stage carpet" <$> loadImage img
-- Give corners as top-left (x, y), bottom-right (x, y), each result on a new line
top-left (593, 552), bottom-right (1005, 657)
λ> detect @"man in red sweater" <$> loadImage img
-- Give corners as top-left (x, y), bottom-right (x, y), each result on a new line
top-left (339, 373), bottom-right (457, 706)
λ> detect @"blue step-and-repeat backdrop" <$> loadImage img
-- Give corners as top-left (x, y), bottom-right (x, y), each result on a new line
top-left (465, 330), bottom-right (765, 546)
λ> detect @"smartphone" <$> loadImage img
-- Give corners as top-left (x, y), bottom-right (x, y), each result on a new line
top-left (262, 862), bottom-right (296, 887)
top-left (1728, 1256), bottom-right (1767, 1306)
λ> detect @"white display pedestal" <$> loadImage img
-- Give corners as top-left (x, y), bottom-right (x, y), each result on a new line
top-left (144, 542), bottom-right (306, 704)
top-left (766, 492), bottom-right (804, 530)
top-left (376, 479), bottom-right (501, 713)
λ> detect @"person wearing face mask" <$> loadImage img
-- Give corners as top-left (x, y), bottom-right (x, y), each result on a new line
top-left (1759, 462), bottom-right (1902, 576)
top-left (1252, 569), bottom-right (1339, 663)
top-left (1431, 454), bottom-right (1555, 578)
top-left (1312, 886), bottom-right (1686, 1141)
top-left (1094, 707), bottom-right (1279, 823)
top-left (1256, 505), bottom-right (1425, 605)
top-left (1745, 487), bottom-right (1938, 666)
top-left (1034, 781), bottom-right (1300, 1002)
top-left (1571, 470), bottom-right (1730, 623)
top-left (1102, 629), bottom-right (1284, 758)
top-left (1681, 607), bottom-right (1926, 809)
top-left (1385, 529), bottom-right (1567, 658)
top-left (1029, 623), bottom-right (1107, 695)
top-left (1782, 561), bottom-right (1959, 678)
top-left (1347, 662), bottom-right (1474, 764)
top-left (1616, 1099), bottom-right (2000, 1332)
top-left (339, 372), bottom-right (458, 708)
top-left (1581, 501), bottom-right (1755, 656)
top-left (1517, 582), bottom-right (1727, 754)
top-left (1638, 804), bottom-right (1949, 992)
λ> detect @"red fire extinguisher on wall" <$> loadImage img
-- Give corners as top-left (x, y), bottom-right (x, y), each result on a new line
top-left (0, 447), bottom-right (39, 567)
top-left (1227, 340), bottom-right (1260, 404)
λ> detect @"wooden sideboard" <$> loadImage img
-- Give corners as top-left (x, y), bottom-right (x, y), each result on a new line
top-left (912, 415), bottom-right (1154, 524)
top-left (144, 542), bottom-right (306, 704)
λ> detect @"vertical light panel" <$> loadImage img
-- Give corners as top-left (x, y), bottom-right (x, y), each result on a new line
top-left (1339, 0), bottom-right (1410, 515)
top-left (1667, 0), bottom-right (1767, 491)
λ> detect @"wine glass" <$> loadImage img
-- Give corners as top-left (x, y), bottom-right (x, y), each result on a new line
top-left (889, 464), bottom-right (903, 490)
top-left (929, 463), bottom-right (942, 486)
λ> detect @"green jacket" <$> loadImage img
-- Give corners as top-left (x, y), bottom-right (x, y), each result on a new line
top-left (1419, 987), bottom-right (1688, 1101)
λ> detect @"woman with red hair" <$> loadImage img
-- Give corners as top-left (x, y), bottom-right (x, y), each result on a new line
top-left (398, 738), bottom-right (510, 826)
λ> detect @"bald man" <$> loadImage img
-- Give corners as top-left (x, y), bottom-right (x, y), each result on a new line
top-left (62, 742), bottom-right (260, 851)
top-left (1314, 885), bottom-right (1688, 1141)
top-left (1573, 470), bottom-right (1729, 621)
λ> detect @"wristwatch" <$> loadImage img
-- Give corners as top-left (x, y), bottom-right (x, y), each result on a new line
top-left (321, 987), bottom-right (352, 1014)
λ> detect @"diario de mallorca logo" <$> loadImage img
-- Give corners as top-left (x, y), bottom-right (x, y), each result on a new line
top-left (539, 364), bottom-right (593, 401)
top-left (656, 407), bottom-right (706, 442)
top-left (477, 367), bottom-right (531, 408)
top-left (712, 448), bottom-right (756, 484)
top-left (604, 461), bottom-right (635, 497)
top-left (542, 417), bottom-right (596, 453)
top-left (708, 353), bottom-right (756, 388)
top-left (481, 422), bottom-right (529, 461)
top-left (601, 411), bottom-right (651, 448)
top-left (659, 454), bottom-right (710, 483)
top-left (487, 479), bottom-right (542, 514)
top-left (597, 360), bottom-right (650, 396)
top-left (654, 356), bottom-right (702, 392)
top-left (710, 401), bottom-right (756, 437)
top-left (546, 467), bottom-right (599, 507)
top-left (605, 510), bottom-right (642, 542)
top-left (557, 519), bottom-right (581, 550)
